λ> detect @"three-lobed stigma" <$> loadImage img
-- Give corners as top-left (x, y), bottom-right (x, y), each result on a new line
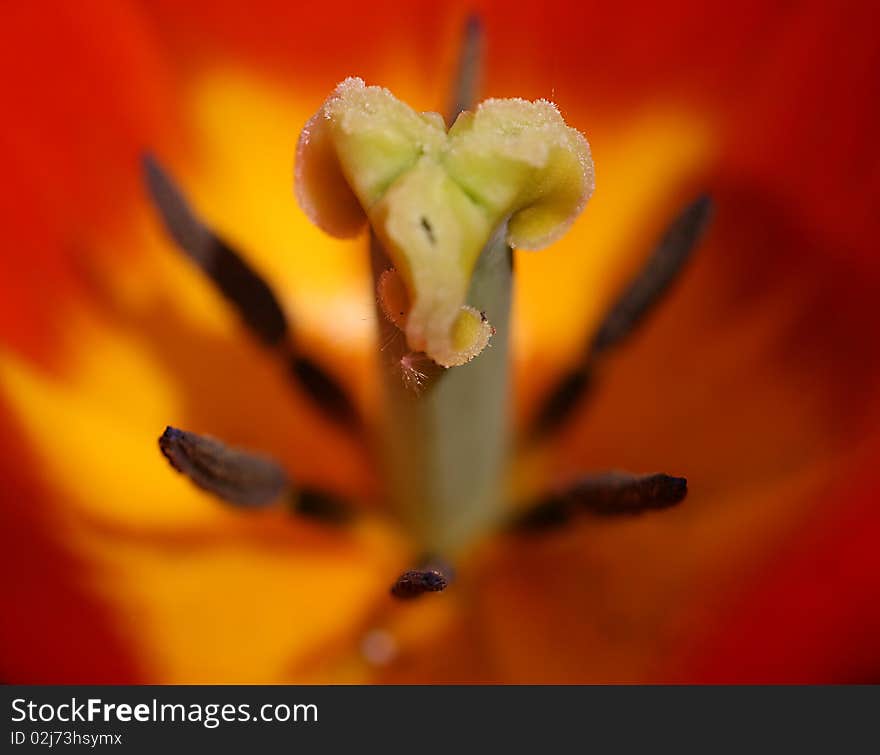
top-left (295, 77), bottom-right (595, 369)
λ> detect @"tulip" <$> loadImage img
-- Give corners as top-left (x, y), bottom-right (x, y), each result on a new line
top-left (1, 1), bottom-right (878, 684)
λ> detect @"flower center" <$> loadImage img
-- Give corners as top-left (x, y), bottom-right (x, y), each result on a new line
top-left (146, 15), bottom-right (711, 609)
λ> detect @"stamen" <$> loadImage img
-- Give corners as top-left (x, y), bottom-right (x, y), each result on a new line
top-left (510, 472), bottom-right (687, 532)
top-left (390, 569), bottom-right (449, 599)
top-left (529, 194), bottom-right (713, 440)
top-left (158, 426), bottom-right (289, 507)
top-left (591, 194), bottom-right (713, 355)
top-left (390, 555), bottom-right (453, 599)
top-left (507, 496), bottom-right (578, 533)
top-left (290, 356), bottom-right (361, 429)
top-left (292, 487), bottom-right (354, 525)
top-left (143, 154), bottom-right (361, 431)
top-left (568, 472), bottom-right (688, 515)
top-left (446, 13), bottom-right (484, 125)
top-left (527, 367), bottom-right (592, 440)
top-left (143, 154), bottom-right (288, 347)
top-left (159, 427), bottom-right (357, 523)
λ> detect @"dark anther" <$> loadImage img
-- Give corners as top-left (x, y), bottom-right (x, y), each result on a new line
top-left (143, 154), bottom-right (288, 347)
top-left (510, 472), bottom-right (687, 533)
top-left (290, 356), bottom-right (360, 429)
top-left (567, 472), bottom-right (688, 515)
top-left (203, 238), bottom-right (288, 346)
top-left (529, 367), bottom-right (592, 440)
top-left (529, 194), bottom-right (713, 441)
top-left (144, 154), bottom-right (362, 431)
top-left (508, 497), bottom-right (577, 533)
top-left (293, 488), bottom-right (354, 525)
top-left (590, 194), bottom-right (713, 356)
top-left (158, 426), bottom-right (289, 507)
top-left (390, 569), bottom-right (449, 599)
top-left (446, 13), bottom-right (484, 125)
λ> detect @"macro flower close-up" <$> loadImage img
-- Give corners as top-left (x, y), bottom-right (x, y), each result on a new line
top-left (2, 0), bottom-right (880, 685)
